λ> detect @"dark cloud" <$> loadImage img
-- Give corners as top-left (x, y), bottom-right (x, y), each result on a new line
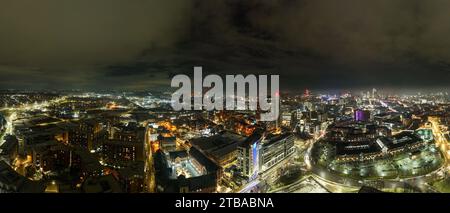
top-left (1, 0), bottom-right (450, 90)
top-left (0, 0), bottom-right (191, 66)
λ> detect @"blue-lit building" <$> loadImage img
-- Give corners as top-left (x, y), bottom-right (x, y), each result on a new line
top-left (237, 130), bottom-right (263, 179)
top-left (237, 130), bottom-right (295, 179)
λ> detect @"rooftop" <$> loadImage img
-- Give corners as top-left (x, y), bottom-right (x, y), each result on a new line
top-left (82, 174), bottom-right (123, 193)
top-left (0, 160), bottom-right (46, 192)
top-left (190, 131), bottom-right (246, 160)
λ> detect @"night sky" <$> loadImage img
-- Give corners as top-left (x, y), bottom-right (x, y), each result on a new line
top-left (0, 0), bottom-right (450, 91)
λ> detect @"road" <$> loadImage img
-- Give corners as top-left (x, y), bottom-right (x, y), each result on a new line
top-left (268, 175), bottom-right (314, 193)
top-left (238, 179), bottom-right (261, 193)
top-left (0, 111), bottom-right (15, 146)
top-left (429, 117), bottom-right (450, 161)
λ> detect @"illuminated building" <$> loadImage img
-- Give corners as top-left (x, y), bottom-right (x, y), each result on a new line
top-left (72, 146), bottom-right (103, 177)
top-left (304, 120), bottom-right (323, 138)
top-left (68, 119), bottom-right (106, 151)
top-left (190, 131), bottom-right (246, 167)
top-left (223, 117), bottom-right (256, 136)
top-left (327, 122), bottom-right (391, 142)
top-left (101, 139), bottom-right (144, 168)
top-left (158, 135), bottom-right (177, 152)
top-left (258, 133), bottom-right (295, 172)
top-left (101, 123), bottom-right (145, 167)
top-left (153, 147), bottom-right (220, 193)
top-left (281, 111), bottom-right (293, 127)
top-left (109, 123), bottom-right (145, 144)
top-left (29, 142), bottom-right (103, 179)
top-left (237, 130), bottom-right (263, 178)
top-left (31, 142), bottom-right (72, 172)
top-left (335, 132), bottom-right (428, 162)
top-left (354, 109), bottom-right (371, 122)
top-left (415, 129), bottom-right (434, 142)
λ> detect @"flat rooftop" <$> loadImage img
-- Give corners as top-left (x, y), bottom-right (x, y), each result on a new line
top-left (335, 131), bottom-right (423, 156)
top-left (384, 131), bottom-right (423, 149)
top-left (168, 157), bottom-right (205, 179)
top-left (190, 131), bottom-right (246, 159)
top-left (336, 141), bottom-right (381, 156)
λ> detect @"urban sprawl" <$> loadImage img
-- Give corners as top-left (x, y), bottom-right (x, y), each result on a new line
top-left (0, 89), bottom-right (449, 193)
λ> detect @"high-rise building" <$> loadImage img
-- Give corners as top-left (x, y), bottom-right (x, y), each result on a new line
top-left (237, 130), bottom-right (295, 179)
top-left (354, 109), bottom-right (370, 122)
top-left (69, 119), bottom-right (105, 151)
top-left (237, 130), bottom-right (263, 179)
top-left (101, 139), bottom-right (144, 167)
top-left (258, 133), bottom-right (295, 172)
top-left (101, 123), bottom-right (145, 167)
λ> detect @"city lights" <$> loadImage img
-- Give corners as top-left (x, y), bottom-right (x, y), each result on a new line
top-left (0, 89), bottom-right (448, 193)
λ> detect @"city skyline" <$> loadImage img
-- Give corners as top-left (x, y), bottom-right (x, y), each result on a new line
top-left (1, 0), bottom-right (450, 197)
top-left (1, 89), bottom-right (449, 193)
